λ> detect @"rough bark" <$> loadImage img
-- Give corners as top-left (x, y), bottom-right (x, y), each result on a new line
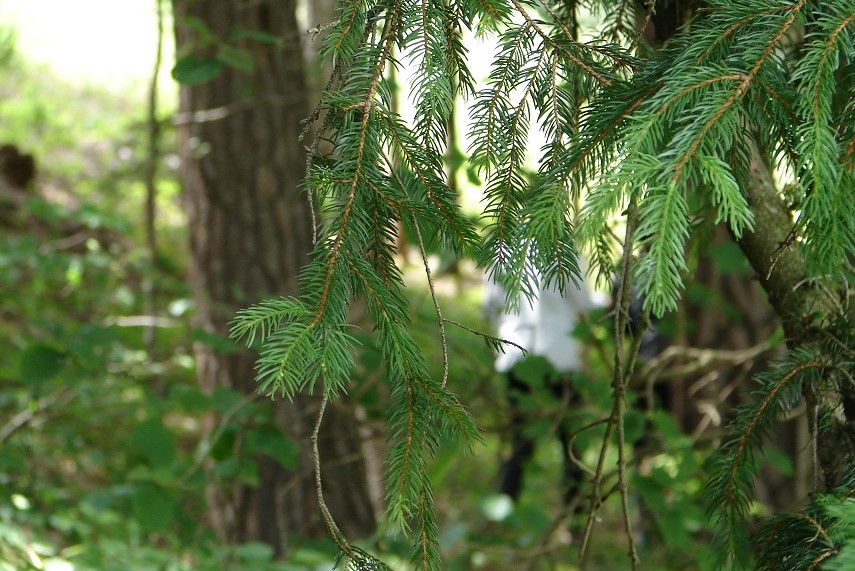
top-left (737, 152), bottom-right (836, 340)
top-left (737, 149), bottom-right (855, 490)
top-left (173, 0), bottom-right (376, 554)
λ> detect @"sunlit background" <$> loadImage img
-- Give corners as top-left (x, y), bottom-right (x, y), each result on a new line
top-left (0, 0), bottom-right (173, 91)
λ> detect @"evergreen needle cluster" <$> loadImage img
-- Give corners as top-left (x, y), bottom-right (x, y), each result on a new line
top-left (232, 0), bottom-right (855, 568)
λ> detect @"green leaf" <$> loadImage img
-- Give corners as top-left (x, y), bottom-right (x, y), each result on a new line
top-left (184, 16), bottom-right (217, 45)
top-left (131, 483), bottom-right (175, 532)
top-left (509, 504), bottom-right (552, 536)
top-left (209, 426), bottom-right (237, 461)
top-left (236, 458), bottom-right (258, 485)
top-left (763, 445), bottom-right (794, 477)
top-left (229, 28), bottom-right (282, 46)
top-left (509, 356), bottom-right (556, 386)
top-left (658, 505), bottom-right (695, 549)
top-left (652, 410), bottom-right (691, 449)
top-left (245, 425), bottom-right (298, 468)
top-left (216, 45), bottom-right (254, 72)
top-left (623, 407), bottom-right (646, 444)
top-left (171, 56), bottom-right (221, 85)
top-left (213, 458), bottom-right (258, 485)
top-left (234, 542), bottom-right (275, 562)
top-left (192, 328), bottom-right (240, 354)
top-left (129, 418), bottom-right (176, 468)
top-left (66, 325), bottom-right (117, 369)
top-left (168, 384), bottom-right (213, 413)
top-left (19, 343), bottom-right (66, 383)
top-left (212, 386), bottom-right (246, 414)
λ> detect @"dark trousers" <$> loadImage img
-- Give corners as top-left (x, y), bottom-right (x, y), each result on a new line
top-left (499, 369), bottom-right (583, 505)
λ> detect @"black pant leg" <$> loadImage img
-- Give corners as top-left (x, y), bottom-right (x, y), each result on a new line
top-left (499, 370), bottom-right (535, 500)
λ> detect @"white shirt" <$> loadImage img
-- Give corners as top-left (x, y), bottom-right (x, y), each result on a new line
top-left (486, 279), bottom-right (593, 373)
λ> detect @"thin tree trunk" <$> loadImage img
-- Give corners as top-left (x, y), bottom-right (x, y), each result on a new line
top-left (143, 0), bottom-right (164, 351)
top-left (173, 0), bottom-right (376, 554)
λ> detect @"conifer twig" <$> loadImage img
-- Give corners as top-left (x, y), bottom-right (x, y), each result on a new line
top-left (634, 0), bottom-right (656, 45)
top-left (613, 200), bottom-right (642, 569)
top-left (411, 213), bottom-right (449, 388)
top-left (312, 11), bottom-right (398, 325)
top-left (671, 0), bottom-right (808, 184)
top-left (580, 197), bottom-right (641, 568)
top-left (442, 318), bottom-right (529, 355)
top-left (308, 18), bottom-right (341, 40)
top-left (312, 394), bottom-right (350, 552)
top-left (509, 0), bottom-right (613, 86)
top-left (299, 2), bottom-right (383, 244)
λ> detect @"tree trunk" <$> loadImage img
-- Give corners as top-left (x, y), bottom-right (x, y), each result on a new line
top-left (172, 0), bottom-right (377, 554)
top-left (737, 148), bottom-right (855, 490)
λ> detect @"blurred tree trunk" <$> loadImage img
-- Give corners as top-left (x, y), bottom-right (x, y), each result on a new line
top-left (172, 0), bottom-right (376, 555)
top-left (674, 226), bottom-right (804, 508)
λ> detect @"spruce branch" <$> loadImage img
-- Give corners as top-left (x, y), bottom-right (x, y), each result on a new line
top-left (671, 0), bottom-right (808, 185)
top-left (377, 110), bottom-right (478, 254)
top-left (235, 1), bottom-right (855, 568)
top-left (611, 198), bottom-right (643, 569)
top-left (469, 21), bottom-right (534, 175)
top-left (313, 10), bottom-right (399, 328)
top-left (706, 352), bottom-right (827, 568)
top-left (509, 0), bottom-right (613, 86)
top-left (442, 317), bottom-right (529, 355)
top-left (230, 297), bottom-right (296, 347)
top-left (410, 211), bottom-right (449, 388)
top-left (753, 490), bottom-right (855, 571)
top-left (314, 398), bottom-right (396, 571)
top-left (792, 4), bottom-right (855, 275)
top-left (313, 395), bottom-right (348, 550)
top-left (693, 5), bottom-right (791, 64)
top-left (656, 73), bottom-right (747, 116)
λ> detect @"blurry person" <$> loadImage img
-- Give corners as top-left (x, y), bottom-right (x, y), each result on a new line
top-left (484, 275), bottom-right (595, 504)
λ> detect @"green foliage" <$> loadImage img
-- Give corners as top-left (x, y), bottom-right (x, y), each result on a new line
top-left (0, 40), bottom-right (330, 571)
top-left (172, 55), bottom-right (222, 84)
top-left (172, 17), bottom-right (287, 84)
top-left (791, 3), bottom-right (855, 277)
top-left (18, 343), bottom-right (67, 383)
top-left (235, 0), bottom-right (854, 568)
top-left (336, 545), bottom-right (395, 570)
top-left (751, 479), bottom-right (855, 570)
top-left (705, 348), bottom-right (825, 567)
top-left (706, 316), bottom-right (855, 568)
top-left (5, 0), bottom-right (851, 568)
top-left (0, 22), bottom-right (17, 68)
top-left (823, 496), bottom-right (855, 571)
